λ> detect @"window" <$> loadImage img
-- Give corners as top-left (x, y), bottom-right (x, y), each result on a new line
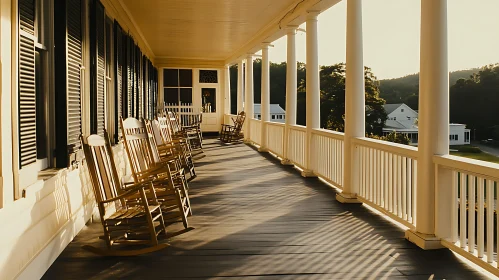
top-left (199, 70), bottom-right (218, 83)
top-left (407, 116), bottom-right (411, 120)
top-left (163, 69), bottom-right (193, 105)
top-left (393, 117), bottom-right (397, 120)
top-left (272, 115), bottom-right (275, 120)
top-left (202, 88), bottom-right (216, 112)
top-left (455, 135), bottom-right (459, 141)
top-left (401, 109), bottom-right (404, 112)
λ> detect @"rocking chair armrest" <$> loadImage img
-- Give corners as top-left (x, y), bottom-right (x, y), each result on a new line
top-left (101, 182), bottom-right (152, 204)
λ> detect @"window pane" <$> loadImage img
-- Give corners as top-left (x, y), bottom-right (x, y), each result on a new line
top-left (179, 69), bottom-right (192, 87)
top-left (164, 69), bottom-right (178, 87)
top-left (164, 88), bottom-right (179, 104)
top-left (201, 88), bottom-right (216, 112)
top-left (180, 88), bottom-right (192, 104)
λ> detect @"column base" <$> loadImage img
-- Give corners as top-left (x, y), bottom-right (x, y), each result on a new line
top-left (336, 192), bottom-right (362, 204)
top-left (281, 159), bottom-right (294, 165)
top-left (300, 169), bottom-right (316, 177)
top-left (243, 139), bottom-right (252, 144)
top-left (405, 230), bottom-right (443, 250)
top-left (258, 147), bottom-right (268, 153)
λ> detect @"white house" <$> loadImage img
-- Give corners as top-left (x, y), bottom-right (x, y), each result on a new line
top-left (254, 103), bottom-right (286, 123)
top-left (383, 103), bottom-right (471, 145)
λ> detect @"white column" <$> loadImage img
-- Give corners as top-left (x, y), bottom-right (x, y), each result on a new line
top-left (282, 26), bottom-right (298, 165)
top-left (337, 0), bottom-right (364, 203)
top-left (237, 60), bottom-right (244, 114)
top-left (244, 55), bottom-right (254, 142)
top-left (406, 0), bottom-right (448, 250)
top-left (223, 64), bottom-right (231, 117)
top-left (302, 11), bottom-right (320, 177)
top-left (259, 43), bottom-right (270, 151)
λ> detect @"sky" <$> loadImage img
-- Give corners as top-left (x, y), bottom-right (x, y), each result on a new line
top-left (267, 0), bottom-right (499, 80)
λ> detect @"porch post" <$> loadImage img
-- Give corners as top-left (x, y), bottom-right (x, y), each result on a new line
top-left (405, 0), bottom-right (448, 249)
top-left (244, 55), bottom-right (254, 142)
top-left (337, 0), bottom-right (364, 203)
top-left (259, 43), bottom-right (271, 151)
top-left (302, 11), bottom-right (320, 177)
top-left (224, 64), bottom-right (231, 116)
top-left (237, 60), bottom-right (244, 114)
top-left (282, 26), bottom-right (298, 165)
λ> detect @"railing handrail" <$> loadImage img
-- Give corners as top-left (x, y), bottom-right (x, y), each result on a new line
top-left (352, 137), bottom-right (418, 159)
top-left (289, 124), bottom-right (306, 132)
top-left (311, 128), bottom-right (345, 140)
top-left (434, 154), bottom-right (499, 181)
top-left (266, 121), bottom-right (285, 127)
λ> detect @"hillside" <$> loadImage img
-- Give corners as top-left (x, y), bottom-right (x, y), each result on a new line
top-left (379, 68), bottom-right (479, 106)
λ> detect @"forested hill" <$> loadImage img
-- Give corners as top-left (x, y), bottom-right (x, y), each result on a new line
top-left (379, 68), bottom-right (479, 105)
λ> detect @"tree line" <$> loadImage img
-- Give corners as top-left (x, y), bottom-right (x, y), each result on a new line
top-left (229, 59), bottom-right (387, 136)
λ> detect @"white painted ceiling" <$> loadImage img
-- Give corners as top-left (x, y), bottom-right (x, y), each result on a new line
top-left (120, 0), bottom-right (301, 61)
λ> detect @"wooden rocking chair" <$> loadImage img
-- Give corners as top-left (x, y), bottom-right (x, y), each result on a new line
top-left (81, 133), bottom-right (168, 256)
top-left (167, 111), bottom-right (204, 155)
top-left (120, 117), bottom-right (192, 228)
top-left (220, 111), bottom-right (246, 143)
top-left (156, 116), bottom-right (196, 179)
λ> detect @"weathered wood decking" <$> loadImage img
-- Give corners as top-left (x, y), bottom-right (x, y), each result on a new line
top-left (43, 139), bottom-right (487, 279)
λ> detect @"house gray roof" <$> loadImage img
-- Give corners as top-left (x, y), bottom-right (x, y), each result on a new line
top-left (383, 103), bottom-right (404, 115)
top-left (254, 104), bottom-right (286, 114)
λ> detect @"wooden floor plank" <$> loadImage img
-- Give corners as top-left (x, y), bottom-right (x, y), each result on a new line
top-left (42, 139), bottom-right (488, 280)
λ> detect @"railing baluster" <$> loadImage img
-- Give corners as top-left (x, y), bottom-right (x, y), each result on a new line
top-left (407, 159), bottom-right (412, 223)
top-left (486, 179), bottom-right (494, 263)
top-left (468, 175), bottom-right (476, 253)
top-left (460, 173), bottom-right (467, 248)
top-left (451, 171), bottom-right (459, 243)
top-left (397, 155), bottom-right (402, 217)
top-left (477, 177), bottom-right (484, 257)
top-left (402, 157), bottom-right (407, 220)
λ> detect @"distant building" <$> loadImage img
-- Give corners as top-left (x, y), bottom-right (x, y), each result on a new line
top-left (254, 104), bottom-right (286, 123)
top-left (383, 103), bottom-right (470, 145)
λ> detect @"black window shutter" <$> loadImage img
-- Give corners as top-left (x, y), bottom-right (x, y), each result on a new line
top-left (18, 0), bottom-right (37, 167)
top-left (90, 0), bottom-right (105, 136)
top-left (114, 21), bottom-right (123, 142)
top-left (126, 35), bottom-right (133, 117)
top-left (54, 0), bottom-right (82, 168)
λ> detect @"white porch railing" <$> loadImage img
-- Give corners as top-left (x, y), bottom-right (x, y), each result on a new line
top-left (287, 125), bottom-right (307, 169)
top-left (353, 137), bottom-right (418, 229)
top-left (222, 114), bottom-right (499, 276)
top-left (249, 119), bottom-right (261, 145)
top-left (266, 122), bottom-right (285, 157)
top-left (435, 155), bottom-right (499, 274)
top-left (311, 129), bottom-right (344, 188)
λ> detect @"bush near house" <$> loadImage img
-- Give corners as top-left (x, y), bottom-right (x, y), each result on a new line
top-left (367, 131), bottom-right (411, 145)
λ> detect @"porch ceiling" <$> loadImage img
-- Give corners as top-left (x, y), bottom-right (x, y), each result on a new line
top-left (120, 0), bottom-right (299, 62)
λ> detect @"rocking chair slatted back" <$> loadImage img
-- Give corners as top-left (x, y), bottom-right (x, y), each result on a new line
top-left (167, 111), bottom-right (183, 135)
top-left (157, 116), bottom-right (174, 144)
top-left (120, 117), bottom-right (159, 182)
top-left (81, 132), bottom-right (121, 216)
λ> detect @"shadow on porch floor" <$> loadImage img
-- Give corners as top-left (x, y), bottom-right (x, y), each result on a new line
top-left (42, 139), bottom-right (487, 279)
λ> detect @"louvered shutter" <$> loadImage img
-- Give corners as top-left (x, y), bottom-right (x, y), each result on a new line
top-left (90, 0), bottom-right (105, 136)
top-left (55, 0), bottom-right (82, 167)
top-left (126, 35), bottom-right (133, 117)
top-left (114, 21), bottom-right (124, 142)
top-left (18, 0), bottom-right (37, 167)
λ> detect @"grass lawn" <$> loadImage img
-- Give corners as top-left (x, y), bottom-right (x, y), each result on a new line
top-left (450, 151), bottom-right (499, 164)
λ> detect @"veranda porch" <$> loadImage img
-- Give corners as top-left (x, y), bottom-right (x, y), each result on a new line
top-left (43, 139), bottom-right (487, 279)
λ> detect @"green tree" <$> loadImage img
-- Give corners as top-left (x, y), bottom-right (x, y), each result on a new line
top-left (299, 63), bottom-right (387, 135)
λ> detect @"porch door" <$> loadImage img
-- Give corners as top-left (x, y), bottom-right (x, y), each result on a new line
top-left (200, 87), bottom-right (219, 132)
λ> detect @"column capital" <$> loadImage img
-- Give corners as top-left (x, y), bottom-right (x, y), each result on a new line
top-left (306, 10), bottom-right (320, 20)
top-left (261, 42), bottom-right (272, 49)
top-left (286, 25), bottom-right (298, 34)
top-left (246, 53), bottom-right (254, 60)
